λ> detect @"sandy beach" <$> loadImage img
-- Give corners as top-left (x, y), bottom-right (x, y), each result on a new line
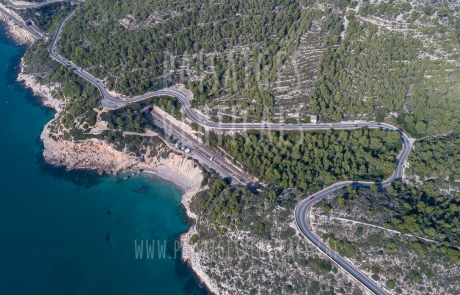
top-left (17, 59), bottom-right (220, 294)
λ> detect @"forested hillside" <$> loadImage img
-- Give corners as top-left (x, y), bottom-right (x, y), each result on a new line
top-left (314, 183), bottom-right (460, 294)
top-left (213, 128), bottom-right (401, 189)
top-left (20, 2), bottom-right (74, 32)
top-left (304, 0), bottom-right (460, 137)
top-left (48, 0), bottom-right (460, 136)
top-left (56, 0), bottom-right (347, 120)
top-left (407, 134), bottom-right (460, 192)
top-left (310, 18), bottom-right (460, 137)
top-left (188, 177), bottom-right (369, 294)
top-left (59, 0), bottom-right (308, 94)
top-left (15, 1), bottom-right (460, 294)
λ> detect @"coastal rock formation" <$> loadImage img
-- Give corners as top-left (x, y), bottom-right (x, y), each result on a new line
top-left (41, 128), bottom-right (137, 172)
top-left (0, 3), bottom-right (36, 45)
top-left (17, 71), bottom-right (65, 112)
top-left (41, 123), bottom-right (203, 189)
top-left (40, 119), bottom-right (217, 292)
top-left (3, 19), bottom-right (35, 45)
top-left (18, 62), bottom-right (203, 189)
top-left (19, 58), bottom-right (216, 295)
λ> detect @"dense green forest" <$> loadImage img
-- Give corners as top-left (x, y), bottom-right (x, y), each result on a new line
top-left (309, 19), bottom-right (460, 137)
top-left (408, 134), bottom-right (460, 190)
top-left (211, 128), bottom-right (401, 189)
top-left (57, 0), bottom-right (345, 119)
top-left (101, 95), bottom-right (180, 132)
top-left (20, 0), bottom-right (460, 137)
top-left (20, 2), bottom-right (74, 32)
top-left (59, 0), bottom-right (306, 92)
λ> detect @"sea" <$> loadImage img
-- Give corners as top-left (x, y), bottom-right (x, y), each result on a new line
top-left (0, 26), bottom-right (208, 295)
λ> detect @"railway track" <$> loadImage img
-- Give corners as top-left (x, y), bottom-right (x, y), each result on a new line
top-left (142, 108), bottom-right (252, 185)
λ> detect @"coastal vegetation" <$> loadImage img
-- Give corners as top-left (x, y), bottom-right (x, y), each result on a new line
top-left (210, 128), bottom-right (401, 190)
top-left (19, 2), bottom-right (74, 32)
top-left (309, 19), bottom-right (460, 137)
top-left (15, 1), bottom-right (460, 294)
top-left (100, 96), bottom-right (180, 132)
top-left (20, 0), bottom-right (460, 136)
top-left (407, 134), bottom-right (460, 192)
top-left (23, 40), bottom-right (102, 140)
top-left (189, 132), bottom-right (452, 293)
top-left (44, 0), bottom-right (460, 136)
top-left (314, 181), bottom-right (460, 293)
top-left (190, 177), bottom-right (365, 294)
top-left (321, 182), bottom-right (460, 258)
top-left (56, 0), bottom-right (345, 120)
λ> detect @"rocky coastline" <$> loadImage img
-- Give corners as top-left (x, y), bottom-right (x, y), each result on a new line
top-left (17, 61), bottom-right (219, 294)
top-left (0, 4), bottom-right (36, 45)
top-left (1, 18), bottom-right (35, 45)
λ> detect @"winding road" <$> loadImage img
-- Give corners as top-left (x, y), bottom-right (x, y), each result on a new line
top-left (50, 12), bottom-right (410, 290)
top-left (295, 132), bottom-right (410, 295)
top-left (7, 3), bottom-right (415, 294)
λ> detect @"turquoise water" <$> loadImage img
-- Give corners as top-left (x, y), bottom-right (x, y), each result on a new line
top-left (0, 28), bottom-right (208, 295)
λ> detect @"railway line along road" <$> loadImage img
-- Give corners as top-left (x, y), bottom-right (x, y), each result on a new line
top-left (10, 3), bottom-right (415, 294)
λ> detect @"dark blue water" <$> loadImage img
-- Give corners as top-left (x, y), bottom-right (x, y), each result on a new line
top-left (0, 28), bottom-right (207, 295)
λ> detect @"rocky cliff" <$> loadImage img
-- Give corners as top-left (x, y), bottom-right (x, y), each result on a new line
top-left (18, 53), bottom-right (219, 294)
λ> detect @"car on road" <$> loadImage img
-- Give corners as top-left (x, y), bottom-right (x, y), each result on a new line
top-left (329, 123), bottom-right (333, 126)
top-left (309, 196), bottom-right (314, 200)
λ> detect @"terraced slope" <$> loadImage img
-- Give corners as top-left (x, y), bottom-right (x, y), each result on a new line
top-left (273, 20), bottom-right (326, 120)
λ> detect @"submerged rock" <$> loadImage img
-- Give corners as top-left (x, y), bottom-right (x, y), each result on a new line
top-left (135, 186), bottom-right (149, 194)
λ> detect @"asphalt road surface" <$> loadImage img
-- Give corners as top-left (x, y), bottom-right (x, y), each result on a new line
top-left (144, 108), bottom-right (253, 185)
top-left (23, 5), bottom-right (415, 294)
top-left (0, 6), bottom-right (44, 39)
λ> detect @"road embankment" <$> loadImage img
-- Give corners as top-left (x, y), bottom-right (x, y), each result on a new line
top-left (0, 4), bottom-right (35, 44)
